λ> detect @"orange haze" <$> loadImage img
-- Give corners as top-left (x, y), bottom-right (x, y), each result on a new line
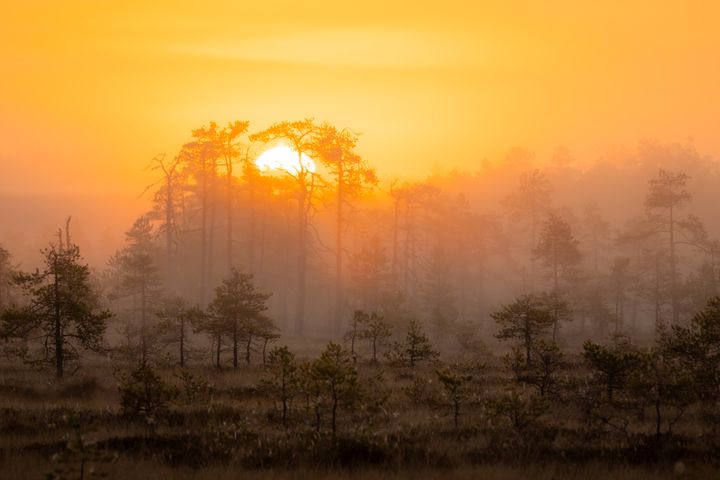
top-left (2, 1), bottom-right (720, 264)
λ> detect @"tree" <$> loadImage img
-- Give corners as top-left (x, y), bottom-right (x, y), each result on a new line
top-left (208, 268), bottom-right (272, 369)
top-left (118, 364), bottom-right (178, 428)
top-left (507, 340), bottom-right (564, 397)
top-left (259, 346), bottom-right (299, 427)
top-left (422, 241), bottom-right (459, 343)
top-left (314, 124), bottom-right (377, 332)
top-left (662, 297), bottom-right (720, 408)
top-left (1, 230), bottom-right (110, 378)
top-left (343, 310), bottom-right (365, 362)
top-left (0, 244), bottom-right (18, 311)
top-left (110, 216), bottom-right (164, 366)
top-left (179, 124), bottom-right (221, 306)
top-left (582, 336), bottom-right (640, 402)
top-left (386, 319), bottom-right (439, 368)
top-left (436, 365), bottom-right (473, 429)
top-left (190, 307), bottom-right (228, 369)
top-left (533, 214), bottom-right (581, 340)
top-left (493, 294), bottom-right (554, 367)
top-left (391, 182), bottom-right (440, 297)
top-left (581, 204), bottom-right (611, 274)
top-left (250, 119), bottom-right (322, 335)
top-left (156, 297), bottom-right (198, 367)
top-left (644, 169), bottom-right (692, 325)
top-left (359, 312), bottom-right (392, 363)
top-left (628, 347), bottom-right (693, 441)
top-left (145, 153), bottom-right (183, 290)
top-left (348, 235), bottom-right (390, 311)
top-left (255, 316), bottom-right (281, 364)
top-left (502, 168), bottom-right (552, 290)
top-left (217, 121), bottom-right (250, 270)
top-left (310, 342), bottom-right (359, 438)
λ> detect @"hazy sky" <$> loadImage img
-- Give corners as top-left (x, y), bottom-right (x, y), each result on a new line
top-left (2, 1), bottom-right (720, 196)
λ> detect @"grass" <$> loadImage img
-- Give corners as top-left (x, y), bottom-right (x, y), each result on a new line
top-left (0, 352), bottom-right (717, 479)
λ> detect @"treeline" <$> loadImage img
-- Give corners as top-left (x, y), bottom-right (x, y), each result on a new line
top-left (106, 295), bottom-right (720, 469)
top-left (0, 121), bottom-right (719, 373)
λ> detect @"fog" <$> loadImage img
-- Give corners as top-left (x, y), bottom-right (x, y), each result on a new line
top-left (3, 130), bottom-right (717, 351)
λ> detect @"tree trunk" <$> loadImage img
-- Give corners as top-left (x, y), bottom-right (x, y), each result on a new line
top-left (179, 316), bottom-right (185, 367)
top-left (53, 256), bottom-right (63, 379)
top-left (334, 163), bottom-right (344, 333)
top-left (245, 334), bottom-right (253, 364)
top-left (233, 319), bottom-right (239, 369)
top-left (669, 205), bottom-right (679, 324)
top-left (215, 334), bottom-right (221, 369)
top-left (295, 177), bottom-right (308, 335)
top-left (141, 277), bottom-right (147, 367)
top-left (227, 164), bottom-right (234, 269)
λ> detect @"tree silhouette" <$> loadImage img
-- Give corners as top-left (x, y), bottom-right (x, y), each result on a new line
top-left (0, 244), bottom-right (18, 311)
top-left (111, 216), bottom-right (164, 366)
top-left (208, 268), bottom-right (273, 369)
top-left (2, 229), bottom-right (110, 378)
top-left (493, 294), bottom-right (554, 367)
top-left (314, 124), bottom-right (376, 333)
top-left (348, 235), bottom-right (389, 311)
top-left (583, 336), bottom-right (640, 402)
top-left (259, 345), bottom-right (299, 427)
top-left (436, 365), bottom-right (473, 429)
top-left (359, 311), bottom-right (392, 363)
top-left (217, 121), bottom-right (250, 271)
top-left (533, 214), bottom-right (581, 340)
top-left (155, 297), bottom-right (197, 367)
top-left (310, 342), bottom-right (359, 438)
top-left (422, 241), bottom-right (458, 343)
top-left (146, 153), bottom-right (183, 291)
top-left (387, 319), bottom-right (439, 368)
top-left (502, 168), bottom-right (552, 291)
top-left (250, 119), bottom-right (321, 335)
top-left (644, 169), bottom-right (692, 325)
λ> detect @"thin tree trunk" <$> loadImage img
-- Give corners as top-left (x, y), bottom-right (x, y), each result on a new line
top-left (215, 334), bottom-right (221, 369)
top-left (233, 319), bottom-right (239, 369)
top-left (179, 316), bottom-right (185, 367)
top-left (227, 163), bottom-right (234, 269)
top-left (295, 175), bottom-right (308, 335)
top-left (54, 254), bottom-right (63, 379)
top-left (334, 163), bottom-right (344, 333)
top-left (669, 205), bottom-right (679, 324)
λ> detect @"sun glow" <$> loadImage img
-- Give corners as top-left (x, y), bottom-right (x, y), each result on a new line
top-left (255, 146), bottom-right (316, 175)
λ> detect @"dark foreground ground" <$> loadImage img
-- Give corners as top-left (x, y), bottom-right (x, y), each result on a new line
top-left (0, 344), bottom-right (718, 479)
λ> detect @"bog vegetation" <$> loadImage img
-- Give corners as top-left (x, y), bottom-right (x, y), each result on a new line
top-left (1, 119), bottom-right (720, 478)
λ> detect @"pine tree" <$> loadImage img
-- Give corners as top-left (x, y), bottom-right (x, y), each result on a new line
top-left (532, 214), bottom-right (581, 340)
top-left (493, 294), bottom-right (554, 367)
top-left (208, 268), bottom-right (273, 369)
top-left (2, 235), bottom-right (110, 378)
top-left (387, 319), bottom-right (439, 368)
top-left (111, 216), bottom-right (164, 366)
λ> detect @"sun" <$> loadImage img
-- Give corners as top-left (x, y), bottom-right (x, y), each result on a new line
top-left (255, 145), bottom-right (316, 175)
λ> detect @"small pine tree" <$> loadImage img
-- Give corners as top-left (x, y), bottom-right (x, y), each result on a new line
top-left (310, 342), bottom-right (359, 438)
top-left (583, 336), bottom-right (640, 402)
top-left (259, 346), bottom-right (299, 426)
top-left (386, 319), bottom-right (439, 368)
top-left (493, 294), bottom-right (554, 367)
top-left (2, 237), bottom-right (110, 378)
top-left (359, 312), bottom-right (392, 363)
top-left (436, 365), bottom-right (473, 429)
top-left (118, 365), bottom-right (178, 431)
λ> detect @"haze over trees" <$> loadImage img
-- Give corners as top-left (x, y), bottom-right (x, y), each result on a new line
top-left (3, 121), bottom-right (720, 477)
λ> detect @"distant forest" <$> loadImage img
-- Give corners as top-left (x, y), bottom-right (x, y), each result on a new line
top-left (3, 121), bottom-right (720, 478)
top-left (2, 122), bottom-right (720, 355)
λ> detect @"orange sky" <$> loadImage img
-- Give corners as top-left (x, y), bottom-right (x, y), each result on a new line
top-left (2, 1), bottom-right (720, 195)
